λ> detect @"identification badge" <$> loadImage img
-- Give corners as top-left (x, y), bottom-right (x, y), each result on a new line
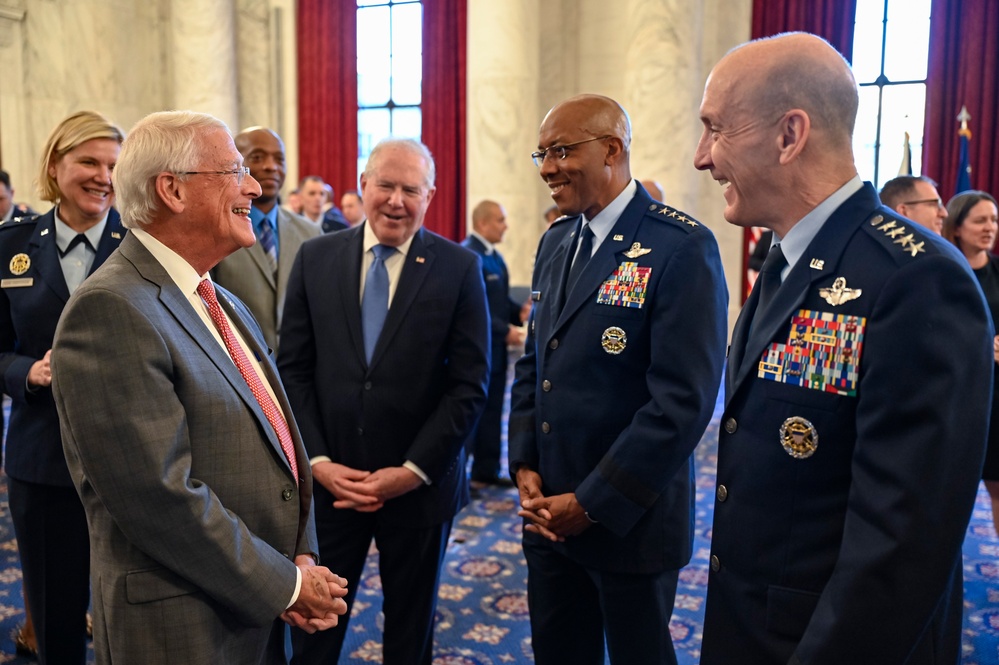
top-left (1, 278), bottom-right (33, 288)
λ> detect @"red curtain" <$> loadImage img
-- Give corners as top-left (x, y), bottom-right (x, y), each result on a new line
top-left (296, 0), bottom-right (358, 204)
top-left (421, 0), bottom-right (467, 241)
top-left (923, 0), bottom-right (999, 203)
top-left (740, 0), bottom-right (858, 301)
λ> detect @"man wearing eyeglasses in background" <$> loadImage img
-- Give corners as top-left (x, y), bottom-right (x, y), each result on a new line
top-left (212, 126), bottom-right (319, 353)
top-left (508, 94), bottom-right (728, 664)
top-left (52, 110), bottom-right (348, 664)
top-left (879, 175), bottom-right (948, 234)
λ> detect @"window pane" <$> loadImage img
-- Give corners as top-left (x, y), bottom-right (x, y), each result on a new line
top-left (851, 1), bottom-right (885, 83)
top-left (878, 83), bottom-right (926, 186)
top-left (391, 107), bottom-right (422, 140)
top-left (391, 3), bottom-right (423, 105)
top-left (853, 86), bottom-right (881, 185)
top-left (357, 0), bottom-right (388, 7)
top-left (357, 6), bottom-right (391, 107)
top-left (884, 0), bottom-right (931, 81)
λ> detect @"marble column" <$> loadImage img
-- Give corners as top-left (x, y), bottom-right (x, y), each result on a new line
top-left (170, 0), bottom-right (239, 130)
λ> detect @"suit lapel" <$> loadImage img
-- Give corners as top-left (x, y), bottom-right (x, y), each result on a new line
top-left (338, 227), bottom-right (367, 367)
top-left (730, 184), bottom-right (882, 396)
top-left (119, 235), bottom-right (283, 460)
top-left (370, 229), bottom-right (434, 369)
top-left (27, 212), bottom-right (70, 303)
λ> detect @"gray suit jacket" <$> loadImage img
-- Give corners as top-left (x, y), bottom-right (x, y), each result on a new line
top-left (52, 233), bottom-right (318, 665)
top-left (212, 207), bottom-right (320, 352)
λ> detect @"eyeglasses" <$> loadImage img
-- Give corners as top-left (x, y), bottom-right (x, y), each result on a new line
top-left (902, 197), bottom-right (945, 209)
top-left (178, 167), bottom-right (251, 186)
top-left (531, 136), bottom-right (612, 168)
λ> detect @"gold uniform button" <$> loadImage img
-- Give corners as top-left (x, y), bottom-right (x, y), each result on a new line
top-left (541, 422), bottom-right (551, 434)
top-left (723, 418), bottom-right (737, 434)
top-left (549, 339), bottom-right (559, 350)
top-left (716, 485), bottom-right (728, 502)
top-left (542, 380), bottom-right (552, 392)
top-left (711, 555), bottom-right (720, 572)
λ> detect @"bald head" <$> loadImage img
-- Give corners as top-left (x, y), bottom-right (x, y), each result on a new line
top-left (234, 126), bottom-right (286, 212)
top-left (721, 33), bottom-right (858, 149)
top-left (471, 199), bottom-right (508, 245)
top-left (537, 94), bottom-right (633, 219)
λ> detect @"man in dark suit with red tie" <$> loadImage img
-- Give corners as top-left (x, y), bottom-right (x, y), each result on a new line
top-left (279, 138), bottom-right (490, 665)
top-left (462, 199), bottom-right (526, 487)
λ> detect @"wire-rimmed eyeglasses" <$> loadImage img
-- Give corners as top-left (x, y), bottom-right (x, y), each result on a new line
top-left (178, 167), bottom-right (251, 186)
top-left (531, 136), bottom-right (612, 168)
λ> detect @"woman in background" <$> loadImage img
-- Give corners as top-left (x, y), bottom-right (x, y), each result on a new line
top-left (0, 111), bottom-right (125, 664)
top-left (945, 189), bottom-right (999, 536)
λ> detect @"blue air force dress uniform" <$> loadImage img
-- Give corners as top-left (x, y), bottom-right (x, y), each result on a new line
top-left (0, 209), bottom-right (126, 664)
top-left (509, 182), bottom-right (728, 662)
top-left (700, 180), bottom-right (993, 665)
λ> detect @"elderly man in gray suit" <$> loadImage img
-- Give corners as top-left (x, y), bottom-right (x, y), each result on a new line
top-left (212, 126), bottom-right (319, 352)
top-left (51, 110), bottom-right (348, 665)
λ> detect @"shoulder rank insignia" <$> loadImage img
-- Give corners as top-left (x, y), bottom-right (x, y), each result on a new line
top-left (623, 242), bottom-right (651, 259)
top-left (818, 277), bottom-right (861, 306)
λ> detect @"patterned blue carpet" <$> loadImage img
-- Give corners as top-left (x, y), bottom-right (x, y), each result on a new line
top-left (1, 395), bottom-right (999, 662)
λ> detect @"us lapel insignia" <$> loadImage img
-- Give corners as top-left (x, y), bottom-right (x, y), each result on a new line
top-left (623, 242), bottom-right (652, 259)
top-left (818, 277), bottom-right (862, 306)
top-left (415, 256), bottom-right (425, 263)
top-left (40, 228), bottom-right (50, 236)
top-left (111, 231), bottom-right (122, 239)
top-left (612, 234), bottom-right (624, 241)
top-left (780, 416), bottom-right (818, 459)
top-left (9, 253), bottom-right (30, 276)
top-left (809, 258), bottom-right (825, 270)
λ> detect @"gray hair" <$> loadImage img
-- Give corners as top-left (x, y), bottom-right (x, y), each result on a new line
top-left (363, 138), bottom-right (436, 189)
top-left (113, 111), bottom-right (230, 228)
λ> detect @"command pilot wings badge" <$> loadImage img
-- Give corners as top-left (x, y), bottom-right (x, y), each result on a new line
top-left (622, 242), bottom-right (652, 259)
top-left (818, 277), bottom-right (862, 306)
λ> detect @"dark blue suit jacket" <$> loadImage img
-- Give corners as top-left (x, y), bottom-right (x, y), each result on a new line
top-left (702, 183), bottom-right (993, 664)
top-left (0, 208), bottom-right (126, 485)
top-left (461, 235), bottom-right (521, 371)
top-left (509, 185), bottom-right (728, 574)
top-left (278, 224), bottom-right (490, 527)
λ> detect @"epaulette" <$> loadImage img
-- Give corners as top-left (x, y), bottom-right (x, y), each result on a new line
top-left (0, 214), bottom-right (39, 230)
top-left (646, 202), bottom-right (701, 232)
top-left (862, 210), bottom-right (932, 260)
top-left (548, 213), bottom-right (575, 228)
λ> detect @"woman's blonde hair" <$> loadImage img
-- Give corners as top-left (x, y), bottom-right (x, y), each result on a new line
top-left (36, 110), bottom-right (124, 202)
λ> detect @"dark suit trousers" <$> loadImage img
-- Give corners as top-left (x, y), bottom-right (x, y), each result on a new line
top-left (523, 534), bottom-right (679, 665)
top-left (292, 485), bottom-right (452, 665)
top-left (469, 363), bottom-right (507, 481)
top-left (8, 478), bottom-right (91, 665)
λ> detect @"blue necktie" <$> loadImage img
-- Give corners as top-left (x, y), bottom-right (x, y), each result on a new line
top-left (362, 244), bottom-right (395, 362)
top-left (258, 219), bottom-right (277, 272)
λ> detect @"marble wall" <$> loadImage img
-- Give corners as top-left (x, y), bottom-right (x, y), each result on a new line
top-left (0, 0), bottom-right (751, 325)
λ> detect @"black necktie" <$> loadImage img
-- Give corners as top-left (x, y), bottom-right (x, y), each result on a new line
top-left (59, 233), bottom-right (95, 258)
top-left (565, 223), bottom-right (594, 296)
top-left (753, 243), bottom-right (787, 328)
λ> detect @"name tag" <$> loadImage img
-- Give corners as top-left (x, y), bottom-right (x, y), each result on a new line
top-left (1, 278), bottom-right (33, 288)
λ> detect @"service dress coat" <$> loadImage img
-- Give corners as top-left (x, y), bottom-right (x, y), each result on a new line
top-left (701, 183), bottom-right (993, 665)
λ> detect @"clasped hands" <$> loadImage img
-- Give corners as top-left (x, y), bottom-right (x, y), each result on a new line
top-left (282, 555), bottom-right (349, 633)
top-left (312, 461), bottom-right (423, 512)
top-left (515, 468), bottom-right (593, 542)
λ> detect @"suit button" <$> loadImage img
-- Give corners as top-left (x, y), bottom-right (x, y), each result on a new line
top-left (541, 422), bottom-right (551, 434)
top-left (364, 381), bottom-right (372, 390)
top-left (723, 417), bottom-right (737, 434)
top-left (542, 380), bottom-right (551, 392)
top-left (711, 555), bottom-right (720, 572)
top-left (549, 339), bottom-right (559, 350)
top-left (357, 427), bottom-right (364, 436)
top-left (282, 488), bottom-right (293, 500)
top-left (716, 485), bottom-right (728, 502)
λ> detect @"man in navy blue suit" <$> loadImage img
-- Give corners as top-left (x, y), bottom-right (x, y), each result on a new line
top-left (462, 199), bottom-right (526, 487)
top-left (695, 33), bottom-right (993, 664)
top-left (508, 94), bottom-right (728, 664)
top-left (279, 138), bottom-right (490, 665)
